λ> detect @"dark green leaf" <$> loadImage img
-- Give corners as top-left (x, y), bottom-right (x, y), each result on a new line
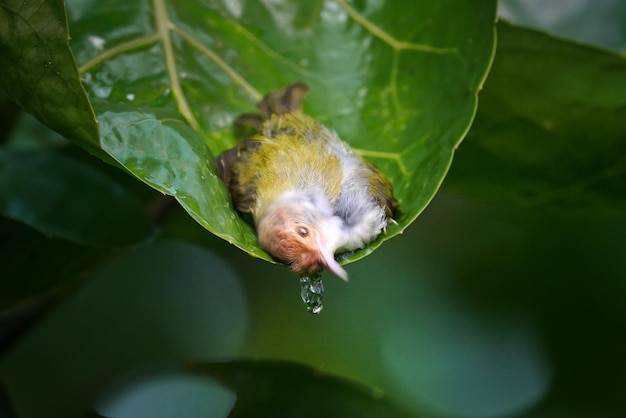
top-left (0, 217), bottom-right (115, 354)
top-left (0, 149), bottom-right (156, 246)
top-left (0, 0), bottom-right (99, 153)
top-left (186, 360), bottom-right (419, 418)
top-left (0, 217), bottom-right (103, 308)
top-left (445, 21), bottom-right (626, 210)
top-left (0, 90), bottom-right (21, 144)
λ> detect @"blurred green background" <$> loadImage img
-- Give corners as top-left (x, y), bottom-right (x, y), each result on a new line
top-left (1, 1), bottom-right (626, 417)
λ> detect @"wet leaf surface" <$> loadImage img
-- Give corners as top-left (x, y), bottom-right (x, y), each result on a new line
top-left (1, 0), bottom-right (497, 264)
top-left (0, 0), bottom-right (99, 153)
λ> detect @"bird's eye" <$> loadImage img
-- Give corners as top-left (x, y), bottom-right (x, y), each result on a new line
top-left (297, 226), bottom-right (309, 237)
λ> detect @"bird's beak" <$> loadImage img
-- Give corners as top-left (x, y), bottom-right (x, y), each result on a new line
top-left (317, 237), bottom-right (348, 281)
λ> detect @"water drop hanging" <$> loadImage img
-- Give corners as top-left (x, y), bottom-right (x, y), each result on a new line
top-left (300, 274), bottom-right (324, 314)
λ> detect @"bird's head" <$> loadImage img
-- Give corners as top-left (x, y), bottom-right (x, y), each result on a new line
top-left (256, 192), bottom-right (347, 280)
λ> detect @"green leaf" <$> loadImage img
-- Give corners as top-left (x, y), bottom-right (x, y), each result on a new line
top-left (445, 21), bottom-right (626, 210)
top-left (0, 89), bottom-right (21, 144)
top-left (0, 0), bottom-right (99, 154)
top-left (186, 360), bottom-right (419, 418)
top-left (9, 0), bottom-right (497, 264)
top-left (94, 101), bottom-right (264, 257)
top-left (0, 149), bottom-right (155, 246)
top-left (0, 217), bottom-right (110, 353)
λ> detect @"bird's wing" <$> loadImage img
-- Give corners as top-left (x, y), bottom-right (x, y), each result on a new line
top-left (364, 160), bottom-right (400, 219)
top-left (218, 82), bottom-right (313, 215)
top-left (217, 139), bottom-right (261, 214)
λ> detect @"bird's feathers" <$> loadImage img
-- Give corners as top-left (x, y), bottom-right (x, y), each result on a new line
top-left (217, 83), bottom-right (398, 278)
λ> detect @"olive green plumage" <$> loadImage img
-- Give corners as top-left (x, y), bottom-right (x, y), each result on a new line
top-left (218, 83), bottom-right (398, 279)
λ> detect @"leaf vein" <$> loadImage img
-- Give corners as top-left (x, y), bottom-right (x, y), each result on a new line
top-left (78, 34), bottom-right (160, 74)
top-left (333, 0), bottom-right (457, 54)
top-left (231, 22), bottom-right (326, 85)
top-left (153, 0), bottom-right (199, 131)
top-left (171, 25), bottom-right (262, 103)
top-left (353, 147), bottom-right (408, 176)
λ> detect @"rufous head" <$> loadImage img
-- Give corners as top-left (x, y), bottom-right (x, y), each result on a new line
top-left (256, 193), bottom-right (347, 280)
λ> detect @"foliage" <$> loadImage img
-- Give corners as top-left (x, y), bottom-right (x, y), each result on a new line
top-left (1, 0), bottom-right (625, 417)
top-left (2, 0), bottom-right (497, 263)
top-left (446, 21), bottom-right (626, 211)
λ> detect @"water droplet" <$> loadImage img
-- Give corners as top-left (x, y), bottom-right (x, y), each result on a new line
top-left (126, 93), bottom-right (135, 101)
top-left (87, 35), bottom-right (106, 50)
top-left (321, 0), bottom-right (348, 24)
top-left (300, 274), bottom-right (324, 314)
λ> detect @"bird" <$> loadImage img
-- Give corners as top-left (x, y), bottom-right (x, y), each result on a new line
top-left (217, 83), bottom-right (398, 280)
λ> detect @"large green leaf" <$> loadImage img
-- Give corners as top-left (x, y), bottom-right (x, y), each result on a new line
top-left (0, 149), bottom-right (155, 246)
top-left (5, 0), bottom-right (497, 264)
top-left (186, 360), bottom-right (419, 417)
top-left (0, 218), bottom-right (109, 354)
top-left (0, 0), bottom-right (99, 154)
top-left (445, 21), bottom-right (626, 210)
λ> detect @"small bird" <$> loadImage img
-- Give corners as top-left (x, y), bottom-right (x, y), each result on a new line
top-left (218, 83), bottom-right (398, 280)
